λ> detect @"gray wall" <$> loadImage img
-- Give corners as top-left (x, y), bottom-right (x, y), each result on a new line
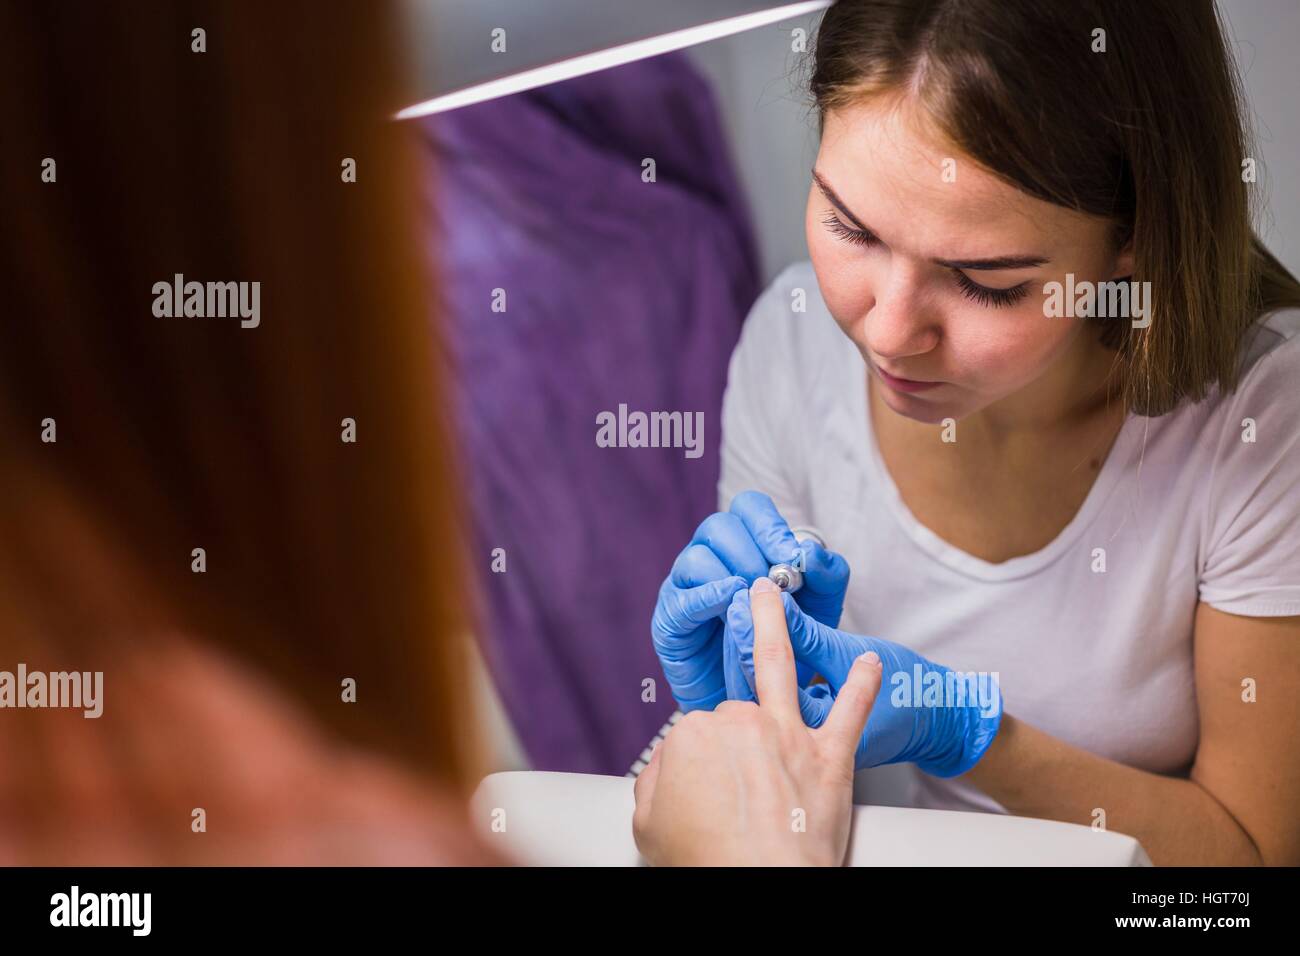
top-left (688, 0), bottom-right (1300, 288)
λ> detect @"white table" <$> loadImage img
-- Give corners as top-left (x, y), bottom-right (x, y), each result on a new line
top-left (472, 771), bottom-right (1152, 866)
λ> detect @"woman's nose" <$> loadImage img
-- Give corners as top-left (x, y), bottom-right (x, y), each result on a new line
top-left (863, 263), bottom-right (940, 361)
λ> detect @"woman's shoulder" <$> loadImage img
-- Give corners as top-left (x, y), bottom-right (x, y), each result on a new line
top-left (1198, 306), bottom-right (1300, 426)
top-left (1147, 304), bottom-right (1300, 529)
top-left (1186, 307), bottom-right (1300, 614)
top-left (1138, 306), bottom-right (1300, 430)
top-left (1236, 306), bottom-right (1300, 382)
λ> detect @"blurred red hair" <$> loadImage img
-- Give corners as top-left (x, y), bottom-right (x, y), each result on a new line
top-left (0, 1), bottom-right (491, 862)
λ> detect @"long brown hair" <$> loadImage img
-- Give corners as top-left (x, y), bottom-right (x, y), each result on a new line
top-left (809, 0), bottom-right (1300, 415)
top-left (0, 0), bottom-right (479, 810)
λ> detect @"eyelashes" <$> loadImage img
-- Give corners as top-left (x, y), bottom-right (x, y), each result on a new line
top-left (821, 212), bottom-right (1031, 309)
top-left (822, 211), bottom-right (880, 248)
top-left (952, 270), bottom-right (1031, 308)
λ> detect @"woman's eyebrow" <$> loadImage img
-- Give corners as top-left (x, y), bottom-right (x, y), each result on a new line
top-left (811, 168), bottom-right (1051, 270)
top-left (813, 169), bottom-right (871, 231)
top-left (934, 252), bottom-right (1050, 270)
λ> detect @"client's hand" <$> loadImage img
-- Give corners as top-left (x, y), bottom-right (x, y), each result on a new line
top-left (650, 491), bottom-right (850, 713)
top-left (632, 577), bottom-right (882, 866)
top-left (723, 591), bottom-right (1003, 778)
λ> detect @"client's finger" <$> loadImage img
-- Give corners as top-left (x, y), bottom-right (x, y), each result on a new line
top-left (749, 577), bottom-right (801, 725)
top-left (817, 651), bottom-right (882, 763)
top-left (728, 591), bottom-right (824, 705)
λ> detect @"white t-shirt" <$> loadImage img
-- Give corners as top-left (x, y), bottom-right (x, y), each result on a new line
top-left (719, 260), bottom-right (1300, 814)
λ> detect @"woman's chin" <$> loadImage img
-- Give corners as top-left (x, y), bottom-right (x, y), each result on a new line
top-left (877, 385), bottom-right (965, 425)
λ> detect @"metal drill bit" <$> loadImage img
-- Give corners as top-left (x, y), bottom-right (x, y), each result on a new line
top-left (767, 563), bottom-right (803, 593)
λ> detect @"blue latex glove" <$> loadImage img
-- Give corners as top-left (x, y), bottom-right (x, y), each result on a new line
top-left (723, 589), bottom-right (1002, 777)
top-left (650, 490), bottom-right (850, 712)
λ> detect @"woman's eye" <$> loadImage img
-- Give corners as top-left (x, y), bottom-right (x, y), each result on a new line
top-left (823, 209), bottom-right (1030, 309)
top-left (822, 212), bottom-right (880, 248)
top-left (953, 270), bottom-right (1030, 309)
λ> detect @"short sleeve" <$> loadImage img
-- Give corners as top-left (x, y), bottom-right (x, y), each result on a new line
top-left (1198, 331), bottom-right (1300, 617)
top-left (717, 265), bottom-right (810, 523)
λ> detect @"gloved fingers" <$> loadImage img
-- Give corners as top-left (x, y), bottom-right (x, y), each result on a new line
top-left (727, 490), bottom-right (800, 567)
top-left (688, 511), bottom-right (769, 581)
top-left (652, 575), bottom-right (747, 647)
top-left (669, 543), bottom-right (733, 589)
top-left (659, 627), bottom-right (726, 709)
top-left (726, 593), bottom-right (834, 722)
top-left (733, 657), bottom-right (838, 731)
top-left (790, 540), bottom-right (850, 628)
top-left (798, 684), bottom-right (834, 728)
top-left (816, 651), bottom-right (884, 765)
top-left (806, 682), bottom-right (834, 701)
top-left (775, 592), bottom-right (842, 677)
top-left (796, 539), bottom-right (850, 593)
top-left (722, 602), bottom-right (756, 702)
top-left (674, 575), bottom-right (749, 623)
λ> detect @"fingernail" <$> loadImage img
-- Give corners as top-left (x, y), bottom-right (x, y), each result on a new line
top-left (860, 651), bottom-right (881, 667)
top-left (751, 576), bottom-right (778, 594)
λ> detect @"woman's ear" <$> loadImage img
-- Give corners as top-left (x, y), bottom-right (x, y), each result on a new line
top-left (1109, 236), bottom-right (1135, 279)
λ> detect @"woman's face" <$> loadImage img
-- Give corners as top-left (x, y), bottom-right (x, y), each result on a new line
top-left (806, 98), bottom-right (1132, 425)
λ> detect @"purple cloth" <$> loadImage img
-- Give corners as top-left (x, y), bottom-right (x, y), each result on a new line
top-left (423, 52), bottom-right (761, 773)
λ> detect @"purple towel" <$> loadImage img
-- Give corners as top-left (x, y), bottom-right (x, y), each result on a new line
top-left (423, 52), bottom-right (760, 773)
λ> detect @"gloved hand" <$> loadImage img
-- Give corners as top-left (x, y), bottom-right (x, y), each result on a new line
top-left (723, 589), bottom-right (1002, 777)
top-left (651, 490), bottom-right (850, 712)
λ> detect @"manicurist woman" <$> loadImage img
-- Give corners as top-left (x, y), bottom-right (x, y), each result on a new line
top-left (635, 0), bottom-right (1300, 866)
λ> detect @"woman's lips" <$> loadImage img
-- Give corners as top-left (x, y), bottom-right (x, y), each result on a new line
top-left (871, 361), bottom-right (942, 394)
